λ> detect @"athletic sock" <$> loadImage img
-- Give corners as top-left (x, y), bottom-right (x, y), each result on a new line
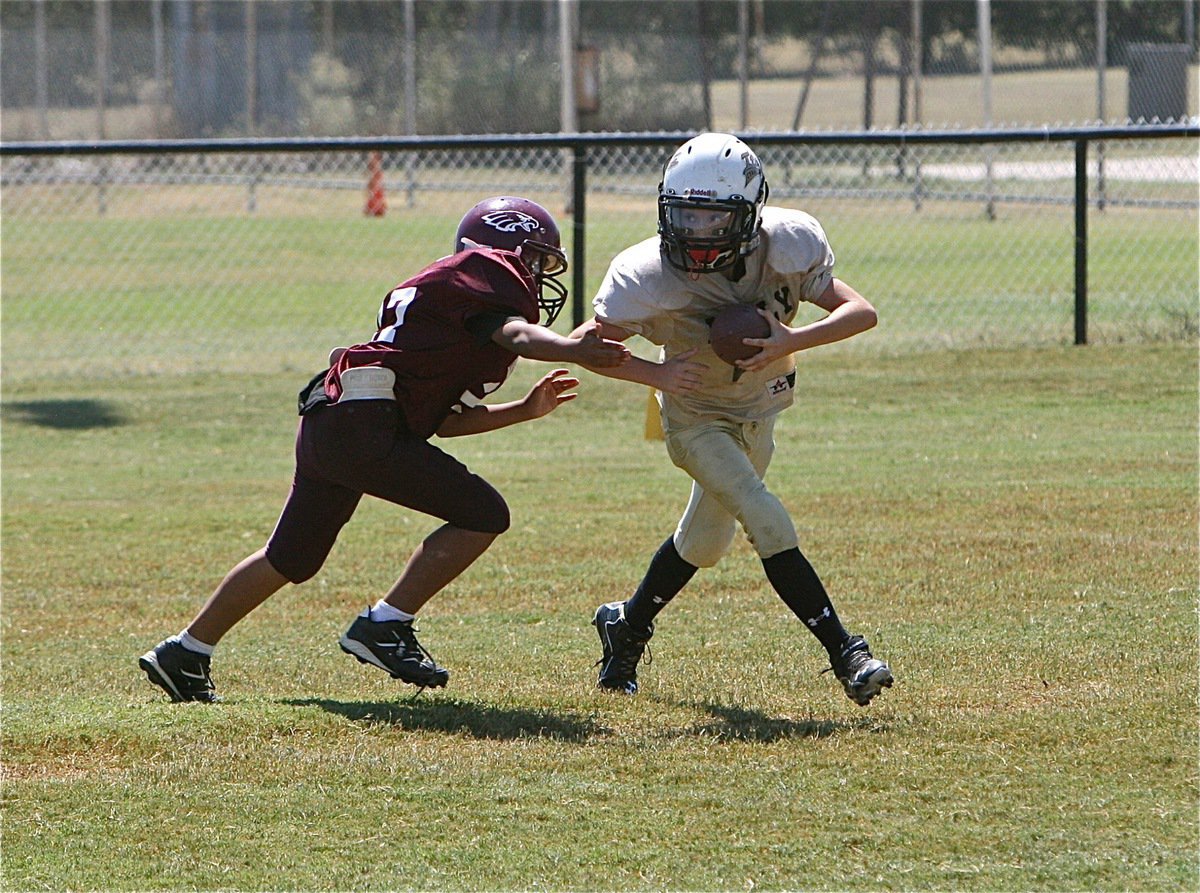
top-left (761, 548), bottom-right (850, 655)
top-left (177, 630), bottom-right (215, 656)
top-left (624, 536), bottom-right (698, 633)
top-left (369, 600), bottom-right (416, 624)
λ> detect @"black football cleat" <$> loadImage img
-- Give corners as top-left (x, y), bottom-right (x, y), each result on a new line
top-left (339, 610), bottom-right (449, 690)
top-left (827, 635), bottom-right (893, 706)
top-left (138, 638), bottom-right (219, 703)
top-left (593, 601), bottom-right (652, 694)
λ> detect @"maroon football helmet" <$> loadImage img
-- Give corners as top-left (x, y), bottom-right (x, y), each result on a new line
top-left (455, 196), bottom-right (569, 324)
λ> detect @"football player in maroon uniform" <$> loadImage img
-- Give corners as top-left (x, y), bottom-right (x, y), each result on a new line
top-left (139, 196), bottom-right (630, 702)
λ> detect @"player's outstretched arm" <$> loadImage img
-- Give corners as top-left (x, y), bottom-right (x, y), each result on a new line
top-left (737, 279), bottom-right (878, 373)
top-left (567, 318), bottom-right (707, 395)
top-left (436, 369), bottom-right (580, 438)
top-left (493, 318), bottom-right (629, 367)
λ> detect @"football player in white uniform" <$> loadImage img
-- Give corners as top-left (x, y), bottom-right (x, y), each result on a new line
top-left (571, 132), bottom-right (894, 706)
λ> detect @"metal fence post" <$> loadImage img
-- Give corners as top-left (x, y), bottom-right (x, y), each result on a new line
top-left (571, 142), bottom-right (587, 329)
top-left (1075, 138), bottom-right (1088, 346)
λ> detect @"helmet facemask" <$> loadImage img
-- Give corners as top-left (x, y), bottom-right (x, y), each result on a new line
top-left (517, 241), bottom-right (568, 325)
top-left (658, 196), bottom-right (756, 274)
top-left (657, 133), bottom-right (769, 275)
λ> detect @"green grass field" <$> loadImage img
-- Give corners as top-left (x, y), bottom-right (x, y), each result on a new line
top-left (2, 132), bottom-right (1197, 888)
top-left (709, 65), bottom-right (1200, 132)
top-left (2, 341), bottom-right (1196, 890)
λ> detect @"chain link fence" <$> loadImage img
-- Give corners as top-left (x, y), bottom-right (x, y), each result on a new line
top-left (2, 130), bottom-right (1195, 382)
top-left (1, 1), bottom-right (1196, 140)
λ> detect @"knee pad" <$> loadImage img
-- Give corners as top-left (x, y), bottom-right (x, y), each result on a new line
top-left (741, 488), bottom-right (798, 558)
top-left (674, 522), bottom-right (736, 568)
top-left (468, 490), bottom-right (510, 535)
top-left (263, 542), bottom-right (327, 585)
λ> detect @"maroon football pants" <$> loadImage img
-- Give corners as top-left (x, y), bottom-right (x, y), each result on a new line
top-left (264, 400), bottom-right (509, 583)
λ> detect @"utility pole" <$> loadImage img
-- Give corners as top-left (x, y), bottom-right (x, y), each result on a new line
top-left (404, 0), bottom-right (417, 206)
top-left (912, 0), bottom-right (923, 128)
top-left (1096, 0), bottom-right (1107, 210)
top-left (977, 0), bottom-right (995, 219)
top-left (94, 0), bottom-right (110, 140)
top-left (152, 0), bottom-right (165, 137)
top-left (559, 0), bottom-right (578, 216)
top-left (559, 0), bottom-right (577, 137)
top-left (738, 0), bottom-right (749, 130)
top-left (35, 0), bottom-right (48, 138)
top-left (245, 0), bottom-right (257, 136)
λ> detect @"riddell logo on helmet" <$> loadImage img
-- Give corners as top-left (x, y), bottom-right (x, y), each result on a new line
top-left (683, 188), bottom-right (717, 197)
top-left (481, 210), bottom-right (542, 233)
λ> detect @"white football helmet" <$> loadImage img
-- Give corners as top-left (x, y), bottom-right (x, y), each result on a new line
top-left (657, 132), bottom-right (769, 274)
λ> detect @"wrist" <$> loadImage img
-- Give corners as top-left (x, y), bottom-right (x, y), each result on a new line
top-left (517, 397), bottom-right (541, 421)
top-left (785, 326), bottom-right (811, 353)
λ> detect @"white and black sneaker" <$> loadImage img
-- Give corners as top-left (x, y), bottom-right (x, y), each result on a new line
top-left (827, 635), bottom-right (893, 706)
top-left (138, 639), bottom-right (218, 703)
top-left (593, 601), bottom-right (652, 694)
top-left (339, 610), bottom-right (449, 690)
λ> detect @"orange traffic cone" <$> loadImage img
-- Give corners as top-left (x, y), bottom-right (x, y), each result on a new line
top-left (364, 151), bottom-right (387, 217)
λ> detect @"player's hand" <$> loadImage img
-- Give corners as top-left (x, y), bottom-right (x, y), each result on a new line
top-left (736, 310), bottom-right (794, 372)
top-left (572, 329), bottom-right (631, 368)
top-left (657, 348), bottom-right (707, 394)
top-left (523, 368), bottom-right (580, 418)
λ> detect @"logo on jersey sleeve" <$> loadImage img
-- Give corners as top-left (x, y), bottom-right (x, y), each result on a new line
top-left (456, 356), bottom-right (518, 408)
top-left (458, 381), bottom-right (504, 407)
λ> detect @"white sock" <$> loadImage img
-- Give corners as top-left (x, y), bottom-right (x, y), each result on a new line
top-left (177, 630), bottom-right (215, 656)
top-left (369, 600), bottom-right (415, 623)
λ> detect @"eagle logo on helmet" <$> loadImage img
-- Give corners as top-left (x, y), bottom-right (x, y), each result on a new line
top-left (480, 210), bottom-right (543, 234)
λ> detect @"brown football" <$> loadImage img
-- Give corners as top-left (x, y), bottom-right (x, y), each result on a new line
top-left (708, 303), bottom-right (771, 365)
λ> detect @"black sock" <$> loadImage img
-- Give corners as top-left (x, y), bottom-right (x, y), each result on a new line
top-left (761, 548), bottom-right (849, 655)
top-left (624, 536), bottom-right (698, 632)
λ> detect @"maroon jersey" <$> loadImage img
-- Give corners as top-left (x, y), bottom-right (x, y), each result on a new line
top-left (326, 248), bottom-right (539, 438)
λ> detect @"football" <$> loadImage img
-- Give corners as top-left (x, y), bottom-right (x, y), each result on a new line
top-left (708, 303), bottom-right (771, 365)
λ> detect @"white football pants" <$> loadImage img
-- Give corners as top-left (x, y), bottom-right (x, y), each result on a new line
top-left (664, 415), bottom-right (798, 567)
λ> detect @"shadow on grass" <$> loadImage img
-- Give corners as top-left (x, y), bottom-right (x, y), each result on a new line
top-left (288, 696), bottom-right (604, 742)
top-left (2, 398), bottom-right (126, 430)
top-left (659, 701), bottom-right (887, 742)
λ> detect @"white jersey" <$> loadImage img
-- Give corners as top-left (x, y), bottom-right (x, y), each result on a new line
top-left (594, 206), bottom-right (835, 428)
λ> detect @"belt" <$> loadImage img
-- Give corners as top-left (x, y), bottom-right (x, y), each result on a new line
top-left (338, 366), bottom-right (396, 402)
